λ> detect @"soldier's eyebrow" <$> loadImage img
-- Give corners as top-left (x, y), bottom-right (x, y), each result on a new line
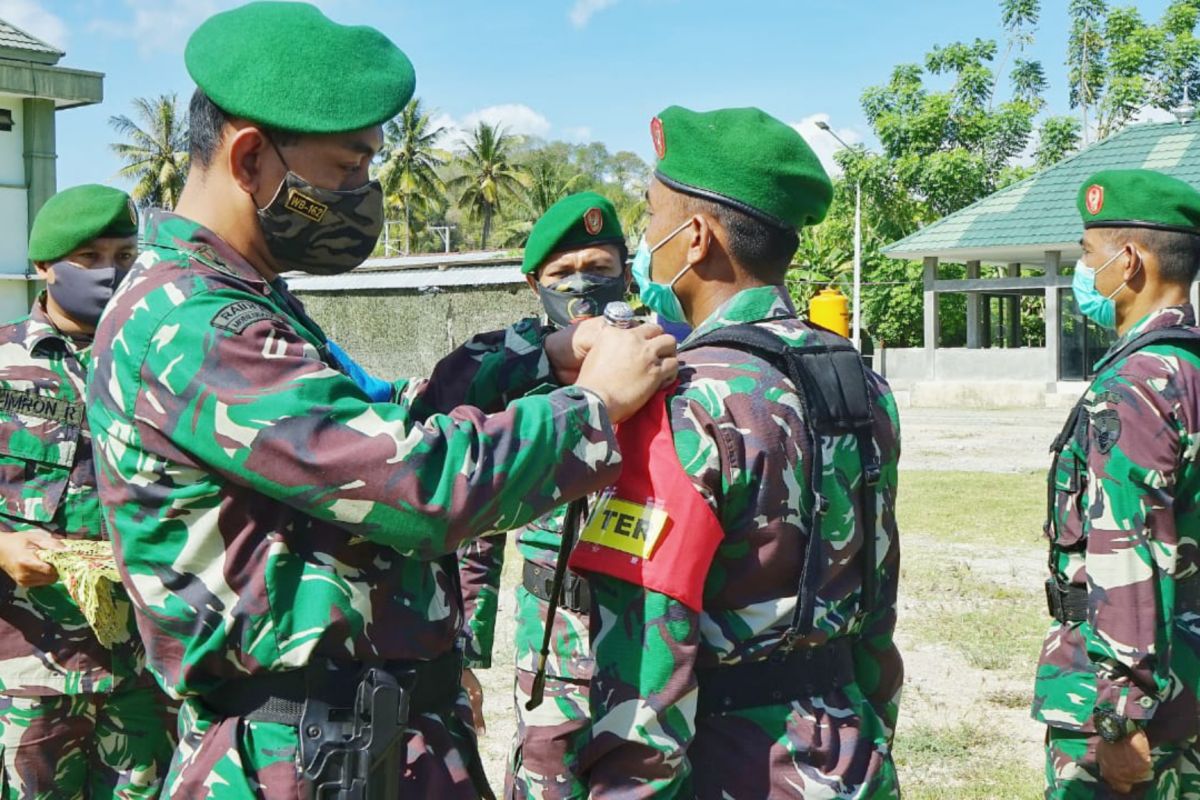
top-left (345, 141), bottom-right (378, 158)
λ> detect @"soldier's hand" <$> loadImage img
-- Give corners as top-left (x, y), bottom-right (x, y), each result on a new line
top-left (0, 529), bottom-right (63, 587)
top-left (1097, 729), bottom-right (1152, 793)
top-left (461, 667), bottom-right (486, 735)
top-left (544, 317), bottom-right (607, 385)
top-left (575, 323), bottom-right (678, 424)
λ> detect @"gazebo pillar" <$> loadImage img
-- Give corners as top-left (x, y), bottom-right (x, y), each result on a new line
top-left (965, 260), bottom-right (981, 348)
top-left (1006, 263), bottom-right (1021, 346)
top-left (1191, 276), bottom-right (1199, 312)
top-left (923, 256), bottom-right (939, 378)
top-left (1044, 251), bottom-right (1061, 383)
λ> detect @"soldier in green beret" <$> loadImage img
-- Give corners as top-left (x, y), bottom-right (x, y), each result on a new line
top-left (85, 3), bottom-right (675, 799)
top-left (1036, 168), bottom-right (1200, 797)
top-left (457, 191), bottom-right (629, 799)
top-left (0, 184), bottom-right (177, 798)
top-left (568, 106), bottom-right (903, 798)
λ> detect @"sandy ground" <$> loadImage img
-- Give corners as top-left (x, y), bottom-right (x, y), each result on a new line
top-left (471, 406), bottom-right (1065, 792)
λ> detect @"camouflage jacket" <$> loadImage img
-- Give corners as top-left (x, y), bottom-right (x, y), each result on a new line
top-left (1033, 303), bottom-right (1200, 743)
top-left (0, 300), bottom-right (142, 696)
top-left (457, 503), bottom-right (593, 679)
top-left (574, 286), bottom-right (903, 797)
top-left (86, 210), bottom-right (622, 700)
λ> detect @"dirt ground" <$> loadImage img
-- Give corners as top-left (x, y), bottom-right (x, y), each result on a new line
top-left (471, 406), bottom-right (1065, 793)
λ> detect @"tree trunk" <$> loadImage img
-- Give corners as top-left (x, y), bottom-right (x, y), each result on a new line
top-left (405, 202), bottom-right (412, 255)
top-left (482, 206), bottom-right (493, 249)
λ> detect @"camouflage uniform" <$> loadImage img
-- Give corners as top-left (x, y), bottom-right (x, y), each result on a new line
top-left (1035, 303), bottom-right (1200, 798)
top-left (573, 286), bottom-right (903, 799)
top-left (458, 502), bottom-right (593, 800)
top-left (86, 210), bottom-right (622, 799)
top-left (0, 299), bottom-right (175, 799)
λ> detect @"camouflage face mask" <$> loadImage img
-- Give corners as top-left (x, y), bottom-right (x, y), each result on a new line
top-left (256, 146), bottom-right (384, 275)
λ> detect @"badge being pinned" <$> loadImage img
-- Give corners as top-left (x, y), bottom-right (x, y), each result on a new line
top-left (1086, 184), bottom-right (1105, 216)
top-left (583, 207), bottom-right (604, 236)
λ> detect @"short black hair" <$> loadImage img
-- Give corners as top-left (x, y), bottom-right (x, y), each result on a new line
top-left (1101, 226), bottom-right (1200, 285)
top-left (682, 195), bottom-right (800, 282)
top-left (188, 88), bottom-right (300, 168)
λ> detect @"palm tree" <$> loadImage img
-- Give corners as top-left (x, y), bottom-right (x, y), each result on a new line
top-left (523, 156), bottom-right (585, 218)
top-left (378, 98), bottom-right (449, 254)
top-left (109, 94), bottom-right (189, 210)
top-left (445, 122), bottom-right (527, 249)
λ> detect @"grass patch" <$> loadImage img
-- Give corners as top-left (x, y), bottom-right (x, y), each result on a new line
top-left (986, 688), bottom-right (1033, 709)
top-left (897, 470), bottom-right (1046, 547)
top-left (896, 722), bottom-right (1042, 799)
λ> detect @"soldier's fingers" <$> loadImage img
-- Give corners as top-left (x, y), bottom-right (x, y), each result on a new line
top-left (26, 531), bottom-right (65, 551)
top-left (648, 334), bottom-right (677, 359)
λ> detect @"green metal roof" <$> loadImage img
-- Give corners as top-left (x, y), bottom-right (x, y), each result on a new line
top-left (0, 19), bottom-right (63, 65)
top-left (884, 120), bottom-right (1200, 265)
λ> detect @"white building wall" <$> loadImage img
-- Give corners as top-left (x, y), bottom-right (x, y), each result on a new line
top-left (0, 94), bottom-right (28, 321)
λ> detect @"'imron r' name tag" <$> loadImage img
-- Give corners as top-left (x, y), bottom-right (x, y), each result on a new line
top-left (285, 189), bottom-right (328, 222)
top-left (0, 389), bottom-right (83, 426)
top-left (579, 496), bottom-right (670, 559)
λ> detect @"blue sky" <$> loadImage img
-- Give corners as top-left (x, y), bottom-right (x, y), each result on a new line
top-left (12, 0), bottom-right (1174, 191)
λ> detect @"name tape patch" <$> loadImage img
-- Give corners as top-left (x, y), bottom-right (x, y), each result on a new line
top-left (579, 496), bottom-right (670, 560)
top-left (211, 301), bottom-right (279, 335)
top-left (285, 189), bottom-right (329, 223)
top-left (0, 389), bottom-right (83, 427)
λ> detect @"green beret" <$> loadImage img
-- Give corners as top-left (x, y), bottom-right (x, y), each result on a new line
top-left (650, 105), bottom-right (832, 231)
top-left (522, 192), bottom-right (625, 274)
top-left (1078, 169), bottom-right (1200, 235)
top-left (185, 2), bottom-right (415, 134)
top-left (28, 185), bottom-right (138, 263)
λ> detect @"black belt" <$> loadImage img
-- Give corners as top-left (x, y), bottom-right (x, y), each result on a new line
top-left (523, 561), bottom-right (590, 613)
top-left (696, 637), bottom-right (855, 718)
top-left (1047, 576), bottom-right (1200, 624)
top-left (201, 650), bottom-right (462, 725)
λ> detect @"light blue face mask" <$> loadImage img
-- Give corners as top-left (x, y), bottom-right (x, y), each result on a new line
top-left (1072, 249), bottom-right (1130, 330)
top-left (631, 218), bottom-right (694, 323)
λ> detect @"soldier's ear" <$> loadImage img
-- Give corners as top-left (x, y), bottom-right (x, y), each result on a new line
top-left (526, 274), bottom-right (540, 296)
top-left (31, 261), bottom-right (53, 283)
top-left (227, 126), bottom-right (277, 200)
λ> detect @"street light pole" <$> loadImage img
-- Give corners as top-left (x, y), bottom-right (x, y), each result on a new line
top-left (815, 121), bottom-right (862, 352)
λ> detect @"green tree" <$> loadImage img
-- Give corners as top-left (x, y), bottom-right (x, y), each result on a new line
top-left (446, 122), bottom-right (528, 248)
top-left (1034, 115), bottom-right (1083, 168)
top-left (378, 98), bottom-right (449, 254)
top-left (108, 94), bottom-right (189, 210)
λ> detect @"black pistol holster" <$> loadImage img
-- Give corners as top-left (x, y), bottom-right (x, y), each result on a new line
top-left (301, 662), bottom-right (411, 800)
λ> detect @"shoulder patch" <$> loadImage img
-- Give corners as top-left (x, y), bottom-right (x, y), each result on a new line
top-left (211, 301), bottom-right (279, 334)
top-left (1091, 408), bottom-right (1121, 455)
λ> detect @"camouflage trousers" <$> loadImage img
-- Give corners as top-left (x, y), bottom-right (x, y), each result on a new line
top-left (1047, 727), bottom-right (1200, 799)
top-left (166, 689), bottom-right (493, 799)
top-left (0, 684), bottom-right (177, 800)
top-left (685, 689), bottom-right (900, 800)
top-left (506, 669), bottom-right (589, 800)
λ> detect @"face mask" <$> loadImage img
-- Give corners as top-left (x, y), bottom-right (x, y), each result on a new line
top-left (47, 262), bottom-right (125, 328)
top-left (630, 218), bottom-right (694, 323)
top-left (256, 144), bottom-right (384, 276)
top-left (536, 272), bottom-right (627, 329)
top-left (1072, 249), bottom-right (1130, 330)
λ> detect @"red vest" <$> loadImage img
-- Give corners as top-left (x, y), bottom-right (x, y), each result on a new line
top-left (569, 390), bottom-right (724, 611)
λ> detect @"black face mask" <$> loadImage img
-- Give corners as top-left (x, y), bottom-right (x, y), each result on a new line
top-left (536, 272), bottom-right (627, 329)
top-left (255, 141), bottom-right (384, 275)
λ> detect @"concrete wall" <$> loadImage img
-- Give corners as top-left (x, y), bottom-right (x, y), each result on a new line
top-left (879, 346), bottom-right (1052, 382)
top-left (295, 284), bottom-right (542, 379)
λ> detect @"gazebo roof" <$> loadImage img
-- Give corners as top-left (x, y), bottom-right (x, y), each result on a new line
top-left (884, 120), bottom-right (1200, 265)
top-left (0, 19), bottom-right (63, 65)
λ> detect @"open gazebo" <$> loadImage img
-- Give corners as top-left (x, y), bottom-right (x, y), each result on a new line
top-left (880, 117), bottom-right (1200, 407)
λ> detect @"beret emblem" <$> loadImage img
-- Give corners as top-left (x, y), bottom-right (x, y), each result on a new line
top-left (651, 116), bottom-right (666, 159)
top-left (583, 207), bottom-right (604, 235)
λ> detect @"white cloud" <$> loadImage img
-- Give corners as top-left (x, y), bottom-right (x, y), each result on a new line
top-left (461, 104), bottom-right (552, 138)
top-left (561, 125), bottom-right (593, 142)
top-left (792, 113), bottom-right (863, 178)
top-left (569, 0), bottom-right (619, 28)
top-left (0, 0), bottom-right (68, 50)
top-left (88, 0), bottom-right (343, 57)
